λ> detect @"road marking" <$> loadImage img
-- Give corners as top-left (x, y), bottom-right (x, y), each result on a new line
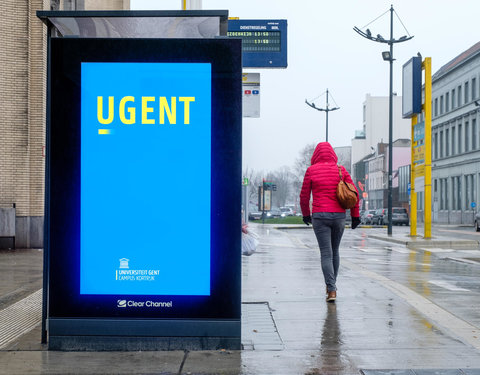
top-left (438, 228), bottom-right (480, 236)
top-left (386, 246), bottom-right (417, 254)
top-left (0, 289), bottom-right (42, 349)
top-left (428, 280), bottom-right (470, 292)
top-left (446, 257), bottom-right (480, 266)
top-left (342, 259), bottom-right (480, 351)
top-left (421, 248), bottom-right (455, 253)
top-left (351, 246), bottom-right (416, 254)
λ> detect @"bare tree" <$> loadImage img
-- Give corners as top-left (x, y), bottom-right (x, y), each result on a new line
top-left (242, 167), bottom-right (263, 209)
top-left (265, 166), bottom-right (294, 208)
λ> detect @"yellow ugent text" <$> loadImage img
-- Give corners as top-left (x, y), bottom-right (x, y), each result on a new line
top-left (97, 96), bottom-right (196, 125)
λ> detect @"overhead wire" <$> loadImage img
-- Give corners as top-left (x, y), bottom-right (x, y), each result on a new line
top-left (360, 8), bottom-right (390, 30)
top-left (393, 9), bottom-right (412, 37)
top-left (309, 91), bottom-right (326, 103)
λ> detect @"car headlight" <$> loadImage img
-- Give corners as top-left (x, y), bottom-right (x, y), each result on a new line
top-left (281, 213), bottom-right (286, 217)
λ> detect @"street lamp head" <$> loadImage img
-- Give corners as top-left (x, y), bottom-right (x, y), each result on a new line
top-left (382, 51), bottom-right (391, 61)
top-left (366, 28), bottom-right (372, 37)
top-left (377, 34), bottom-right (385, 41)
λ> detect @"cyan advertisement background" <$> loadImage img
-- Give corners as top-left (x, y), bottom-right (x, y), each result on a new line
top-left (80, 63), bottom-right (211, 295)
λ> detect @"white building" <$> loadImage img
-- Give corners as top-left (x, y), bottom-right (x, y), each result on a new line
top-left (352, 94), bottom-right (411, 173)
top-left (431, 41), bottom-right (480, 224)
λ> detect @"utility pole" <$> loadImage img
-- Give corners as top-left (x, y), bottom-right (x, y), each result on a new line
top-left (354, 5), bottom-right (413, 236)
top-left (305, 89), bottom-right (339, 142)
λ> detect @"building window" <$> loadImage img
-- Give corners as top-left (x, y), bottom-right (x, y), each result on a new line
top-left (434, 132), bottom-right (438, 159)
top-left (446, 128), bottom-right (450, 156)
top-left (446, 92), bottom-right (450, 112)
top-left (452, 126), bottom-right (456, 154)
top-left (457, 176), bottom-right (462, 211)
top-left (473, 119), bottom-right (477, 150)
top-left (440, 130), bottom-right (444, 158)
top-left (458, 123), bottom-right (462, 153)
top-left (434, 98), bottom-right (438, 117)
top-left (440, 179), bottom-right (444, 210)
top-left (363, 105), bottom-right (366, 122)
top-left (440, 178), bottom-right (448, 210)
top-left (452, 88), bottom-right (456, 109)
top-left (473, 78), bottom-right (477, 100)
top-left (452, 176), bottom-right (462, 210)
top-left (440, 95), bottom-right (444, 114)
top-left (458, 85), bottom-right (462, 107)
top-left (465, 81), bottom-right (469, 103)
top-left (418, 191), bottom-right (424, 210)
top-left (465, 122), bottom-right (469, 152)
top-left (465, 174), bottom-right (474, 210)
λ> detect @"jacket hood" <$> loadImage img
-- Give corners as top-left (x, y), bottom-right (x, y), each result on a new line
top-left (311, 142), bottom-right (338, 165)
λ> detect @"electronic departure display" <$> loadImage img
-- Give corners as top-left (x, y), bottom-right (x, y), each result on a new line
top-left (227, 31), bottom-right (281, 52)
top-left (228, 19), bottom-right (287, 68)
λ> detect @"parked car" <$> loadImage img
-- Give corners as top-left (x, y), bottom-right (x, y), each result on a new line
top-left (475, 212), bottom-right (480, 231)
top-left (361, 209), bottom-right (377, 224)
top-left (266, 208), bottom-right (284, 218)
top-left (373, 208), bottom-right (387, 225)
top-left (392, 207), bottom-right (409, 226)
top-left (372, 207), bottom-right (409, 225)
top-left (248, 208), bottom-right (263, 220)
top-left (280, 207), bottom-right (294, 216)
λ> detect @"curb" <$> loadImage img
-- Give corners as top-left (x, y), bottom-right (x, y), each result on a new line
top-left (273, 225), bottom-right (388, 230)
top-left (368, 234), bottom-right (479, 250)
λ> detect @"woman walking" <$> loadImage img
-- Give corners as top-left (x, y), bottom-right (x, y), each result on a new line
top-left (299, 142), bottom-right (360, 302)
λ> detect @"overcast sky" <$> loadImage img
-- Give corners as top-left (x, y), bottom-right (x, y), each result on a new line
top-left (131, 0), bottom-right (480, 173)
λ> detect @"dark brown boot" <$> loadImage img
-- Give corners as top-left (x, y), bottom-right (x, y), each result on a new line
top-left (326, 290), bottom-right (336, 302)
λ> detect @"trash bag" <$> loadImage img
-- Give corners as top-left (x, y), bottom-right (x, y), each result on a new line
top-left (242, 231), bottom-right (259, 256)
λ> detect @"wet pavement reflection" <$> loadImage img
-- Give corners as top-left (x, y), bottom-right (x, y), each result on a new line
top-left (1, 225), bottom-right (480, 374)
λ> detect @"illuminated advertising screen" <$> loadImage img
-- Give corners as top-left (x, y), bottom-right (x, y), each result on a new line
top-left (80, 63), bottom-right (211, 296)
top-left (47, 38), bottom-right (242, 325)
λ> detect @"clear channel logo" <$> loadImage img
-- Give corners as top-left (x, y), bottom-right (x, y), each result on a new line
top-left (115, 299), bottom-right (173, 308)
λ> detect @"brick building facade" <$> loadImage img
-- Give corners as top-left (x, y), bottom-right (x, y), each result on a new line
top-left (0, 0), bottom-right (129, 248)
top-left (0, 0), bottom-right (48, 248)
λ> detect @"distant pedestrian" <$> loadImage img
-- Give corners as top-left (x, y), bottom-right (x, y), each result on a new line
top-left (299, 142), bottom-right (360, 302)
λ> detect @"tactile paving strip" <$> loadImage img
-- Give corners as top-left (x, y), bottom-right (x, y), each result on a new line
top-left (0, 289), bottom-right (42, 348)
top-left (242, 302), bottom-right (284, 351)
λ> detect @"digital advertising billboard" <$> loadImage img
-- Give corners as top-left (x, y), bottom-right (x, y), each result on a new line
top-left (80, 62), bottom-right (211, 296)
top-left (46, 37), bottom-right (242, 349)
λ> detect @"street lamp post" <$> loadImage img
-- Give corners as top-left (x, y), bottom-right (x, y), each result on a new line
top-left (305, 89), bottom-right (339, 142)
top-left (354, 5), bottom-right (413, 236)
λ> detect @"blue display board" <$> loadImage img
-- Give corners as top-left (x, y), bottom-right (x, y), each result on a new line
top-left (228, 19), bottom-right (287, 68)
top-left (80, 63), bottom-right (211, 296)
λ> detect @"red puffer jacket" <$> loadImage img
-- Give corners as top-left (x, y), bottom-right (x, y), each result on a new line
top-left (300, 142), bottom-right (360, 218)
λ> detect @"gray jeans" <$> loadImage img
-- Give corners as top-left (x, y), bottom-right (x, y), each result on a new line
top-left (312, 213), bottom-right (345, 292)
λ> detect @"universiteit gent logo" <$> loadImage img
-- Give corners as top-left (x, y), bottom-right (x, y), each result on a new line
top-left (119, 258), bottom-right (129, 269)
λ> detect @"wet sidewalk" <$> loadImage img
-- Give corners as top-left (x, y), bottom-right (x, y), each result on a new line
top-left (1, 225), bottom-right (480, 374)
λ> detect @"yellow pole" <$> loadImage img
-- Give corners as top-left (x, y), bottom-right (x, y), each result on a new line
top-left (424, 58), bottom-right (432, 239)
top-left (410, 114), bottom-right (417, 237)
top-left (182, 0), bottom-right (187, 10)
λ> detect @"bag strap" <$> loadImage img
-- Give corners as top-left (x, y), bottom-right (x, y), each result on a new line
top-left (338, 165), bottom-right (343, 181)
